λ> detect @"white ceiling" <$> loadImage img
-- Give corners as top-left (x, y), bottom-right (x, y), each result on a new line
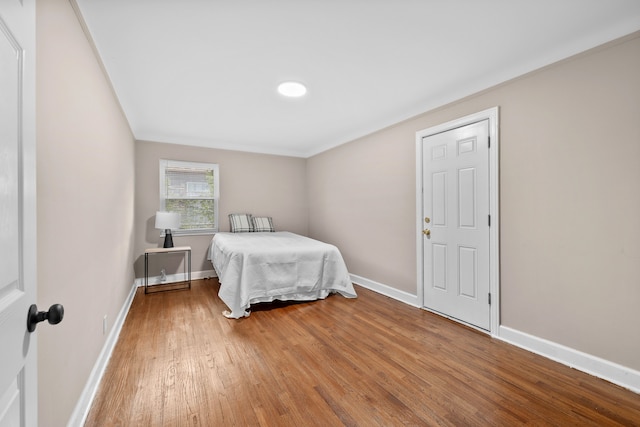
top-left (74, 0), bottom-right (640, 158)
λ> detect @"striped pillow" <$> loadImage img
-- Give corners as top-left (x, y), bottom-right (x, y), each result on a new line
top-left (229, 213), bottom-right (254, 232)
top-left (253, 216), bottom-right (274, 232)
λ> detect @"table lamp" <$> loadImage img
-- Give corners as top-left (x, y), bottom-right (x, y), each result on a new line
top-left (155, 211), bottom-right (181, 248)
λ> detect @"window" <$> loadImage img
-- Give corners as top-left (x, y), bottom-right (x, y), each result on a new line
top-left (159, 159), bottom-right (219, 234)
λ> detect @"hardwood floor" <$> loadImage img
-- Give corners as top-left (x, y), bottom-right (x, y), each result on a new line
top-left (84, 279), bottom-right (640, 426)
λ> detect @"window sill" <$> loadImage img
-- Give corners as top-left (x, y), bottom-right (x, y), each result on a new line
top-left (161, 229), bottom-right (217, 237)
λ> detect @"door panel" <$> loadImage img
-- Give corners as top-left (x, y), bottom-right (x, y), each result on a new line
top-left (432, 244), bottom-right (447, 290)
top-left (422, 120), bottom-right (490, 330)
top-left (432, 172), bottom-right (447, 226)
top-left (0, 0), bottom-right (36, 425)
top-left (458, 246), bottom-right (477, 298)
top-left (458, 168), bottom-right (476, 228)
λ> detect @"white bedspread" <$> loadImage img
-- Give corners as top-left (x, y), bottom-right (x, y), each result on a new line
top-left (208, 232), bottom-right (357, 318)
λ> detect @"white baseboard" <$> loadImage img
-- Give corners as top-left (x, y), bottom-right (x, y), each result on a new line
top-left (134, 269), bottom-right (217, 287)
top-left (498, 326), bottom-right (640, 394)
top-left (351, 273), bottom-right (640, 395)
top-left (66, 281), bottom-right (138, 427)
top-left (350, 273), bottom-right (420, 307)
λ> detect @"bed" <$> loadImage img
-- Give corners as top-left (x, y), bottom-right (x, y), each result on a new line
top-left (208, 231), bottom-right (357, 318)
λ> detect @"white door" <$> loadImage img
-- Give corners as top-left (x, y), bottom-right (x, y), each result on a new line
top-left (0, 0), bottom-right (37, 425)
top-left (422, 120), bottom-right (490, 330)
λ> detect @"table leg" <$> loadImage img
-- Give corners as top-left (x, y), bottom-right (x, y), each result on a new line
top-left (144, 253), bottom-right (149, 294)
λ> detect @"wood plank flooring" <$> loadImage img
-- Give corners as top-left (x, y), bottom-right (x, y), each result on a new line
top-left (84, 279), bottom-right (640, 426)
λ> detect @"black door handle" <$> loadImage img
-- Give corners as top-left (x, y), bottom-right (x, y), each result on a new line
top-left (27, 303), bottom-right (64, 333)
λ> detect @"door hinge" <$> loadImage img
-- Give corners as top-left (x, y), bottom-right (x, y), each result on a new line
top-left (488, 293), bottom-right (492, 305)
top-left (488, 214), bottom-right (491, 227)
top-left (488, 136), bottom-right (491, 148)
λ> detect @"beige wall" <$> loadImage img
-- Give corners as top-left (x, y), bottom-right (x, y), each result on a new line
top-left (134, 141), bottom-right (308, 277)
top-left (308, 33), bottom-right (640, 371)
top-left (36, 0), bottom-right (136, 425)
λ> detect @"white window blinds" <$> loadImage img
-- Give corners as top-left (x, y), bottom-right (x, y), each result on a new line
top-left (159, 159), bottom-right (219, 234)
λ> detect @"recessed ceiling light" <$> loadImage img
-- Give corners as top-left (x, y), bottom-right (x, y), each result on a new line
top-left (277, 81), bottom-right (307, 97)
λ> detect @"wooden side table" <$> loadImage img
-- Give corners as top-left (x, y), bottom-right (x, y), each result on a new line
top-left (144, 246), bottom-right (191, 294)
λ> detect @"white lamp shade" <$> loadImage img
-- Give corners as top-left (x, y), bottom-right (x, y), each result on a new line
top-left (155, 211), bottom-right (181, 230)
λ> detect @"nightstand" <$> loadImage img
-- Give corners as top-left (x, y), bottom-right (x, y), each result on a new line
top-left (144, 246), bottom-right (191, 294)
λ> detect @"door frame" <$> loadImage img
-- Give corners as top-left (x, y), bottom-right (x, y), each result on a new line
top-left (415, 107), bottom-right (500, 335)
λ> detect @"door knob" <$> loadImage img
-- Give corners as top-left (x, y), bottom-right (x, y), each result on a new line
top-left (27, 303), bottom-right (64, 333)
top-left (423, 229), bottom-right (431, 237)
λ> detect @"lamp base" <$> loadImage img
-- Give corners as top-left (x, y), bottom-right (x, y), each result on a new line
top-left (163, 229), bottom-right (174, 248)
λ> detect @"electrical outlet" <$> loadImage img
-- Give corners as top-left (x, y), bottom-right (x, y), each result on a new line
top-left (103, 315), bottom-right (107, 335)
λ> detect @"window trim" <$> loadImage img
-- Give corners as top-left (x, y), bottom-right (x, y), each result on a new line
top-left (159, 159), bottom-right (219, 235)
